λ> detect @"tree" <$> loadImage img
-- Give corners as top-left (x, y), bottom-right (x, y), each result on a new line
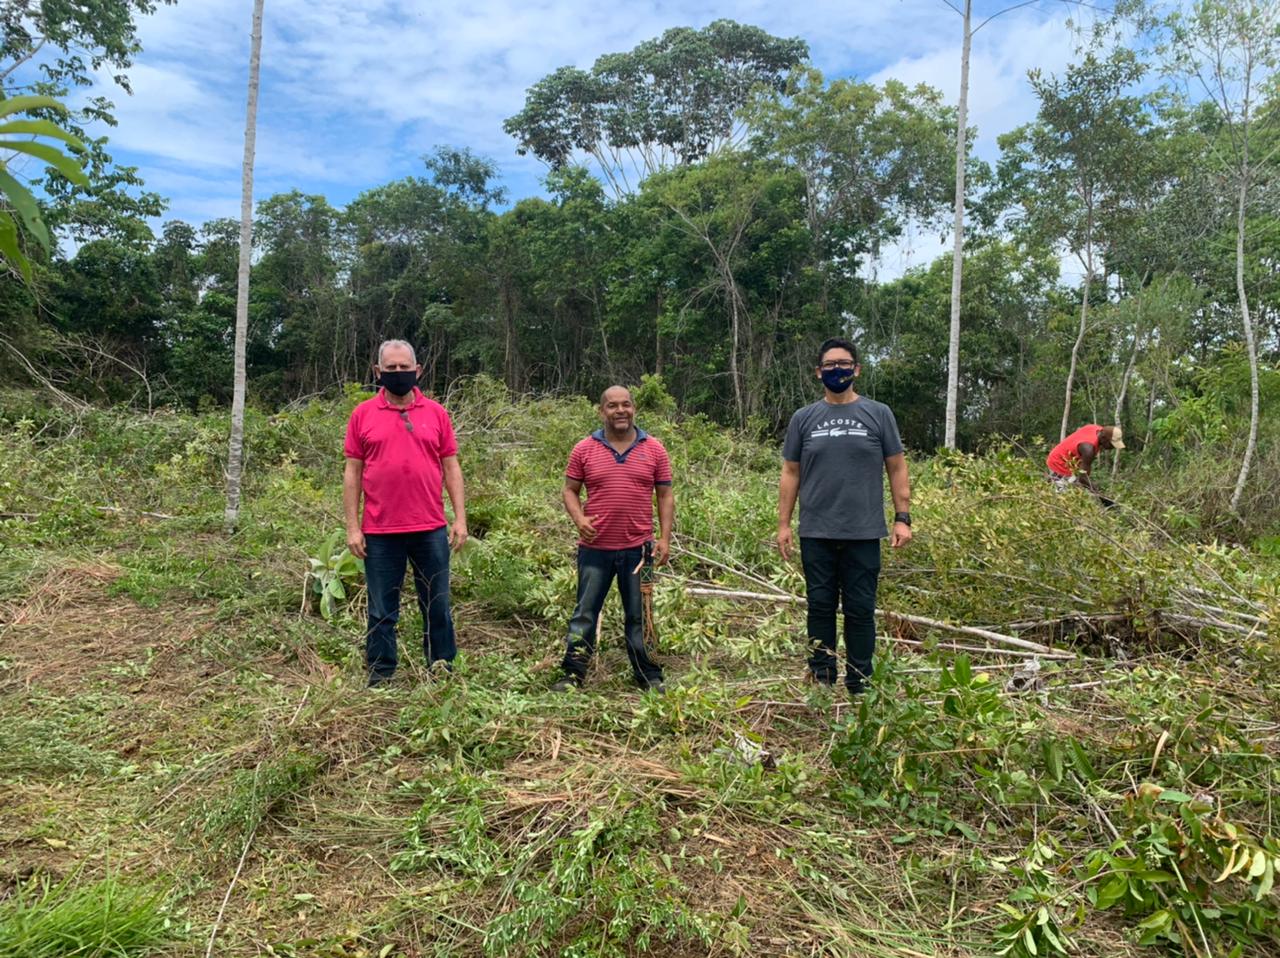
top-left (1, 0), bottom-right (172, 246)
top-left (746, 70), bottom-right (956, 299)
top-left (1167, 0), bottom-right (1280, 513)
top-left (224, 0), bottom-right (265, 533)
top-left (504, 20), bottom-right (808, 195)
top-left (999, 45), bottom-right (1156, 439)
top-left (944, 0), bottom-right (973, 450)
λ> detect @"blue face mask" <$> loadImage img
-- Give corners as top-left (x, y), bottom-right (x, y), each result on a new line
top-left (821, 367), bottom-right (855, 393)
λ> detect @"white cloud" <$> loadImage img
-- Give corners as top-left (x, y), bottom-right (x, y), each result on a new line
top-left (70, 0), bottom-right (1113, 247)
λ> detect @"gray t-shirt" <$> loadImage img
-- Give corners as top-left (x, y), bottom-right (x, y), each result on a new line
top-left (782, 397), bottom-right (904, 540)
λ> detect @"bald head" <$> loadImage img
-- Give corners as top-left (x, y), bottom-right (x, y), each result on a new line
top-left (598, 385), bottom-right (636, 438)
top-left (599, 385), bottom-right (632, 407)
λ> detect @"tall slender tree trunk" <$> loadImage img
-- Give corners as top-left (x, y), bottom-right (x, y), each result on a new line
top-left (943, 0), bottom-right (971, 450)
top-left (501, 276), bottom-right (519, 391)
top-left (1111, 326), bottom-right (1142, 478)
top-left (1230, 173), bottom-right (1259, 513)
top-left (728, 285), bottom-right (744, 426)
top-left (1061, 233), bottom-right (1093, 441)
top-left (224, 0), bottom-right (265, 533)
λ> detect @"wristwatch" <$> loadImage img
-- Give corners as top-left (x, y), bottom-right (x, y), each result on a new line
top-left (894, 512), bottom-right (912, 526)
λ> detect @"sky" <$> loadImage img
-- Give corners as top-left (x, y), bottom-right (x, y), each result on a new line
top-left (80, 0), bottom-right (1103, 276)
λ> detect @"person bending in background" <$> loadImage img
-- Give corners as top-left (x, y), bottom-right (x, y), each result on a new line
top-left (343, 339), bottom-right (468, 687)
top-left (1046, 424), bottom-right (1125, 504)
top-left (778, 337), bottom-right (912, 697)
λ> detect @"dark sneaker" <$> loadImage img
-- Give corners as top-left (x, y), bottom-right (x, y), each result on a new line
top-left (551, 676), bottom-right (580, 693)
top-left (645, 679), bottom-right (667, 694)
top-left (367, 673), bottom-right (394, 689)
top-left (805, 670), bottom-right (836, 687)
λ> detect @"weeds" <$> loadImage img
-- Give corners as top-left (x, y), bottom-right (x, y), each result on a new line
top-left (0, 875), bottom-right (174, 958)
top-left (1, 386), bottom-right (1276, 956)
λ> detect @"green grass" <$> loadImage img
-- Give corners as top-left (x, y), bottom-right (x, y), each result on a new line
top-left (0, 876), bottom-right (173, 958)
top-left (1, 381), bottom-right (1276, 957)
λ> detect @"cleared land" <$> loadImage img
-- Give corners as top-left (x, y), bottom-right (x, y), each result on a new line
top-left (1, 384), bottom-right (1277, 957)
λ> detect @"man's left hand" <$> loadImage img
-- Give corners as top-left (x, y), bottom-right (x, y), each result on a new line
top-left (654, 537), bottom-right (670, 565)
top-left (891, 521), bottom-right (912, 549)
top-left (449, 519), bottom-right (468, 551)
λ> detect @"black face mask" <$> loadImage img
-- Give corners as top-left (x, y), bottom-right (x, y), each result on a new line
top-left (377, 370), bottom-right (418, 397)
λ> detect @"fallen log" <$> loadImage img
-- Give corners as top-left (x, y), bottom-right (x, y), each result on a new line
top-left (685, 586), bottom-right (1061, 656)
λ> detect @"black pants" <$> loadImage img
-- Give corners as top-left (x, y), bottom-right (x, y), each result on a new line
top-left (562, 545), bottom-right (664, 687)
top-left (799, 537), bottom-right (881, 691)
top-left (364, 528), bottom-right (455, 679)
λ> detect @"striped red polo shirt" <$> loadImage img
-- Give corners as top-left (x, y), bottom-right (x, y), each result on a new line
top-left (566, 428), bottom-right (672, 550)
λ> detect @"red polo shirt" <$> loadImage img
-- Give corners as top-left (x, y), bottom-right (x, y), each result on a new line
top-left (1047, 424), bottom-right (1104, 477)
top-left (566, 428), bottom-right (672, 550)
top-left (344, 388), bottom-right (458, 534)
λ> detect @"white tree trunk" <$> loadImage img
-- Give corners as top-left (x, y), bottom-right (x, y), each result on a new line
top-left (943, 0), bottom-right (971, 450)
top-left (224, 0), bottom-right (265, 533)
top-left (1060, 244), bottom-right (1092, 441)
top-left (1111, 325), bottom-right (1141, 478)
top-left (1230, 175), bottom-right (1259, 513)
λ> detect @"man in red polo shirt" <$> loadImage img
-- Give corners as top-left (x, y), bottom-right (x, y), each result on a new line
top-left (344, 340), bottom-right (468, 686)
top-left (553, 385), bottom-right (674, 692)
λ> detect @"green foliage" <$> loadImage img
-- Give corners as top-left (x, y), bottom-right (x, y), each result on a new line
top-left (0, 96), bottom-right (88, 280)
top-left (504, 20), bottom-right (807, 178)
top-left (308, 529), bottom-right (365, 621)
top-left (3, 386), bottom-right (1277, 958)
top-left (1085, 788), bottom-right (1280, 946)
top-left (190, 749), bottom-right (327, 849)
top-left (0, 875), bottom-right (174, 958)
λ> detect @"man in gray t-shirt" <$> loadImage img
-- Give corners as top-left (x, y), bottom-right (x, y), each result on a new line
top-left (778, 337), bottom-right (912, 694)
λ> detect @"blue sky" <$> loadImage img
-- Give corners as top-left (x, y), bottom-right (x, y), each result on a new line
top-left (80, 0), bottom-right (1098, 275)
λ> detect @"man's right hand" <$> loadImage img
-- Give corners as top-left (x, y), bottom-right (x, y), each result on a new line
top-left (575, 514), bottom-right (599, 542)
top-left (777, 524), bottom-right (793, 562)
top-left (347, 528), bottom-right (366, 559)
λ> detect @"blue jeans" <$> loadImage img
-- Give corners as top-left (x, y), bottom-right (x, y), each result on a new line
top-left (799, 538), bottom-right (881, 691)
top-left (364, 528), bottom-right (455, 679)
top-left (562, 544), bottom-right (663, 687)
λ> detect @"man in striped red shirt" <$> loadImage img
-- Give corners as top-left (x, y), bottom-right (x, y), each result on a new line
top-left (553, 386), bottom-right (674, 692)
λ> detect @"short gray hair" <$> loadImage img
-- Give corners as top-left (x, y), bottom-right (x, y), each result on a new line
top-left (377, 339), bottom-right (417, 366)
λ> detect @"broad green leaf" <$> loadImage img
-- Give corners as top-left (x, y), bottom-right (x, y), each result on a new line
top-left (1135, 908), bottom-right (1172, 931)
top-left (1255, 859), bottom-right (1274, 900)
top-left (0, 95), bottom-right (68, 119)
top-left (1157, 789), bottom-right (1192, 803)
top-left (1247, 848), bottom-right (1266, 879)
top-left (1068, 739), bottom-right (1096, 781)
top-left (0, 167), bottom-right (50, 249)
top-left (0, 118), bottom-right (85, 147)
top-left (1, 139), bottom-right (89, 186)
top-left (1095, 874), bottom-right (1128, 909)
top-left (1129, 869), bottom-right (1174, 882)
top-left (0, 213), bottom-right (30, 282)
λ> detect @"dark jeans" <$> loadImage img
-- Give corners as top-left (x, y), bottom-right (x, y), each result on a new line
top-left (364, 527), bottom-right (455, 679)
top-left (799, 537), bottom-right (881, 691)
top-left (562, 544), bottom-right (663, 687)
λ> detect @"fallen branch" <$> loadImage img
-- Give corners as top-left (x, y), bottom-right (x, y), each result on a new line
top-left (685, 586), bottom-right (1061, 656)
top-left (890, 635), bottom-right (1076, 661)
top-left (673, 539), bottom-right (789, 595)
